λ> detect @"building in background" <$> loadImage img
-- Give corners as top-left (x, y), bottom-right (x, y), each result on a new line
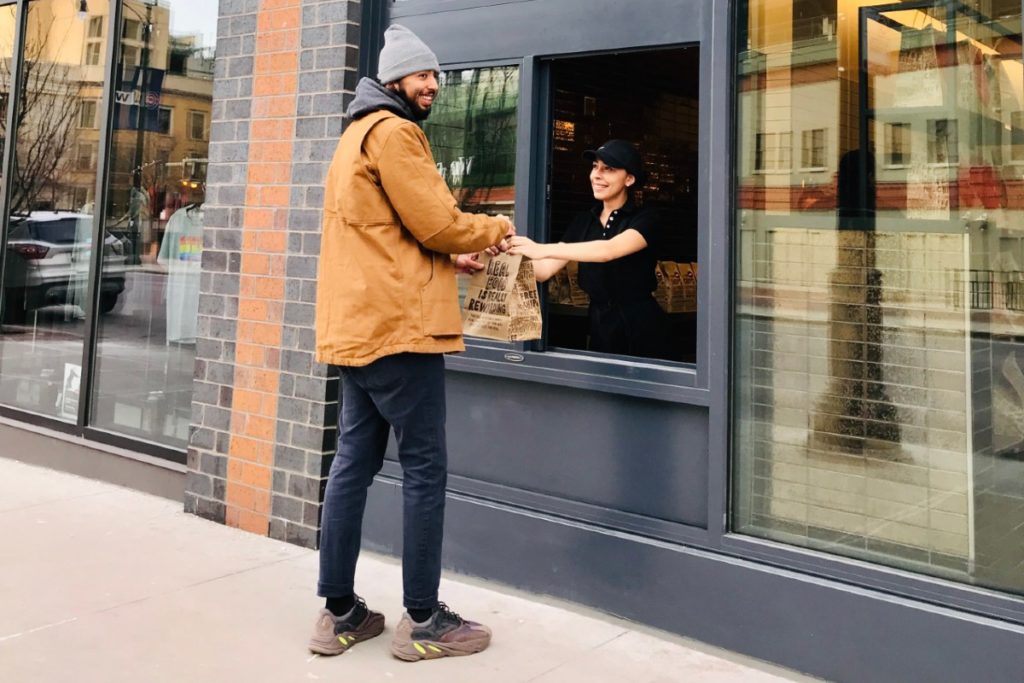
top-left (1, 1), bottom-right (1023, 680)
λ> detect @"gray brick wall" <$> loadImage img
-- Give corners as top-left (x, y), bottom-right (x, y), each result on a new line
top-left (184, 1), bottom-right (257, 525)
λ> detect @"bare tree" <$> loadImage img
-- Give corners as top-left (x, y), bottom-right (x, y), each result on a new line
top-left (0, 16), bottom-right (83, 215)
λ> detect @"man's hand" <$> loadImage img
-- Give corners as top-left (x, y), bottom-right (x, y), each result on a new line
top-left (487, 214), bottom-right (516, 255)
top-left (454, 252), bottom-right (486, 274)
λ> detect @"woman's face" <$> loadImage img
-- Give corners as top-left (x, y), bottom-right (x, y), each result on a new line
top-left (590, 159), bottom-right (634, 203)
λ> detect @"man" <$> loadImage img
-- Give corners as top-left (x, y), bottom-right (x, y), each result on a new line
top-left (309, 24), bottom-right (513, 662)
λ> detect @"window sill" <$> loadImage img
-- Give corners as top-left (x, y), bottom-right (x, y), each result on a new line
top-left (445, 345), bottom-right (708, 405)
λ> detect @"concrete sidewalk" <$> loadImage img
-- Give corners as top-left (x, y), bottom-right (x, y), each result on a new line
top-left (0, 458), bottom-right (815, 682)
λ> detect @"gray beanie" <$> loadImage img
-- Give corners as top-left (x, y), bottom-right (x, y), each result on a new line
top-left (377, 24), bottom-right (440, 84)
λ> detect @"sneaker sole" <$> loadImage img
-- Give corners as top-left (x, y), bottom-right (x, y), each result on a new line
top-left (390, 633), bottom-right (491, 662)
top-left (308, 612), bottom-right (386, 656)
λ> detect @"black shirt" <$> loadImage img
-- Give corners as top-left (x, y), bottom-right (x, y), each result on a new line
top-left (562, 202), bottom-right (663, 304)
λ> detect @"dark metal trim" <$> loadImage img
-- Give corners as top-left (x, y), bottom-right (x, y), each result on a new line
top-left (83, 426), bottom-right (187, 465)
top-left (390, 0), bottom-right (523, 16)
top-left (377, 461), bottom-right (712, 545)
top-left (445, 351), bottom-right (706, 404)
top-left (78, 0), bottom-right (125, 429)
top-left (720, 533), bottom-right (1024, 625)
top-left (0, 0), bottom-right (29, 324)
top-left (704, 0), bottom-right (733, 540)
top-left (0, 406), bottom-right (184, 465)
top-left (0, 403), bottom-right (79, 436)
top-left (360, 0), bottom-right (389, 80)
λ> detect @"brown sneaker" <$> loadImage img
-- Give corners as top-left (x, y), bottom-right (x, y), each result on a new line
top-left (308, 597), bottom-right (385, 656)
top-left (391, 603), bottom-right (492, 661)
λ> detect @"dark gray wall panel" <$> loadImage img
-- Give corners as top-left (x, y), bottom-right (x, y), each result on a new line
top-left (362, 481), bottom-right (1024, 683)
top-left (386, 372), bottom-right (709, 528)
top-left (391, 0), bottom-right (703, 63)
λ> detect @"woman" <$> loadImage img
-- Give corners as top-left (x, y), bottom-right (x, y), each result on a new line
top-left (508, 139), bottom-right (671, 359)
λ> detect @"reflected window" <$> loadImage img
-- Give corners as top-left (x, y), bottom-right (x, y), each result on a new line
top-left (927, 119), bottom-right (958, 164)
top-left (85, 41), bottom-right (101, 66)
top-left (884, 122), bottom-right (910, 166)
top-left (1010, 111), bottom-right (1024, 162)
top-left (79, 100), bottom-right (98, 128)
top-left (801, 129), bottom-right (826, 169)
top-left (188, 110), bottom-right (205, 140)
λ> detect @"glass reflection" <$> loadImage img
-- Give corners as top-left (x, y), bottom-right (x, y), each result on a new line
top-left (422, 66), bottom-right (519, 312)
top-left (0, 2), bottom-right (99, 421)
top-left (733, 0), bottom-right (1024, 595)
top-left (89, 0), bottom-right (214, 447)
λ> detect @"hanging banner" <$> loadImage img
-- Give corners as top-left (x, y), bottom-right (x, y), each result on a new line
top-left (113, 66), bottom-right (165, 131)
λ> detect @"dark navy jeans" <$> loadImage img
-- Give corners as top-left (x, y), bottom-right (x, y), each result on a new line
top-left (317, 353), bottom-right (447, 611)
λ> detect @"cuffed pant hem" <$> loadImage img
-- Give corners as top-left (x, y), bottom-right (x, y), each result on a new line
top-left (317, 581), bottom-right (355, 598)
top-left (403, 595), bottom-right (439, 611)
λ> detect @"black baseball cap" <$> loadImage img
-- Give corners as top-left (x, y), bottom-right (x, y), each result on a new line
top-left (582, 139), bottom-right (646, 185)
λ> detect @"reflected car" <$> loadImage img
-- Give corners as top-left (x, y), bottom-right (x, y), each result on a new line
top-left (2, 212), bottom-right (127, 323)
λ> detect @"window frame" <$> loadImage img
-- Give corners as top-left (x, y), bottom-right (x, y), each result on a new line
top-left (424, 50), bottom-right (708, 402)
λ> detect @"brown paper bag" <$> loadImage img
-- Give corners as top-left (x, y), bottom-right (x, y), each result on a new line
top-left (679, 262), bottom-right (698, 312)
top-left (662, 261), bottom-right (684, 313)
top-left (461, 252), bottom-right (543, 341)
top-left (654, 262), bottom-right (671, 312)
top-left (565, 261), bottom-right (590, 307)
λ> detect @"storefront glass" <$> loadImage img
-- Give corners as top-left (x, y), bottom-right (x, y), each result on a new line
top-left (89, 0), bottom-right (214, 447)
top-left (0, 1), bottom-right (97, 421)
top-left (733, 0), bottom-right (1024, 595)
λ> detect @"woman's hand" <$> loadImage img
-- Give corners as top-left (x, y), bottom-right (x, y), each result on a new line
top-left (508, 236), bottom-right (548, 260)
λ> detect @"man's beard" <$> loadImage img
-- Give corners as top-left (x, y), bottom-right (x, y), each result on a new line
top-left (400, 90), bottom-right (432, 121)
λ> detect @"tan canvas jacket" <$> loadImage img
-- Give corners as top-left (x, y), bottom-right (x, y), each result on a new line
top-left (315, 109), bottom-right (508, 366)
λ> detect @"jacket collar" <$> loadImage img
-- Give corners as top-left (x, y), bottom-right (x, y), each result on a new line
top-left (346, 77), bottom-right (417, 122)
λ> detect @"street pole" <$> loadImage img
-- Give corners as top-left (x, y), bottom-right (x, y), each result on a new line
top-left (129, 1), bottom-right (153, 264)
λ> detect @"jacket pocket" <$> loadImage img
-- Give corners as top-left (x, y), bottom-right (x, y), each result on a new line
top-left (420, 253), bottom-right (462, 336)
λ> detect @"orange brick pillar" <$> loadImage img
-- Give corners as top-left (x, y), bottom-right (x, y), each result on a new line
top-left (223, 1), bottom-right (300, 536)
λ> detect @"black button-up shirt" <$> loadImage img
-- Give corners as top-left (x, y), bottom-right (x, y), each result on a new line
top-left (562, 202), bottom-right (663, 305)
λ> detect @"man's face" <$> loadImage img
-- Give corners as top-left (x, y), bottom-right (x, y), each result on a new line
top-left (390, 70), bottom-right (439, 120)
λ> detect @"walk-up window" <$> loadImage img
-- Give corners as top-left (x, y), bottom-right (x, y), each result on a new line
top-left (543, 47), bottom-right (701, 364)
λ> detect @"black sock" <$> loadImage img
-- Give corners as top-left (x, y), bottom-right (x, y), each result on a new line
top-left (408, 607), bottom-right (434, 623)
top-left (325, 595), bottom-right (356, 617)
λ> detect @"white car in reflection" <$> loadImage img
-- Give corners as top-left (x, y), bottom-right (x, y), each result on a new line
top-left (3, 211), bottom-right (127, 323)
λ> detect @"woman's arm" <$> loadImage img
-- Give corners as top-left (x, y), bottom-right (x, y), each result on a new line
top-left (509, 229), bottom-right (649, 264)
top-left (531, 258), bottom-right (568, 282)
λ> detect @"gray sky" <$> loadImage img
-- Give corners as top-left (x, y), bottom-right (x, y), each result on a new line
top-left (167, 0), bottom-right (218, 48)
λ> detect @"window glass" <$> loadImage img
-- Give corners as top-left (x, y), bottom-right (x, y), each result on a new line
top-left (0, 2), bottom-right (98, 421)
top-left (733, 0), bottom-right (1024, 596)
top-left (89, 0), bottom-right (215, 448)
top-left (421, 65), bottom-right (519, 312)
